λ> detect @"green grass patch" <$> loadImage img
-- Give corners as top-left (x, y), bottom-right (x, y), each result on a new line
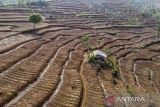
top-left (126, 85), bottom-right (134, 95)
top-left (80, 34), bottom-right (91, 42)
top-left (107, 55), bottom-right (119, 78)
top-left (103, 48), bottom-right (112, 56)
top-left (76, 12), bottom-right (93, 17)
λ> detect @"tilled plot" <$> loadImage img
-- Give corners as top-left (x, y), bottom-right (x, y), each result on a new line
top-left (0, 35), bottom-right (78, 106)
top-left (0, 27), bottom-right (159, 107)
top-left (6, 39), bottom-right (82, 107)
top-left (0, 34), bottom-right (36, 54)
top-left (0, 39), bottom-right (45, 72)
top-left (0, 0), bottom-right (160, 107)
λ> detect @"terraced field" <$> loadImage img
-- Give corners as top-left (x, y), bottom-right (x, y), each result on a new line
top-left (0, 0), bottom-right (160, 107)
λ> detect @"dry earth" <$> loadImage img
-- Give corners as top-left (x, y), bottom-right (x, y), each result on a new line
top-left (0, 0), bottom-right (159, 107)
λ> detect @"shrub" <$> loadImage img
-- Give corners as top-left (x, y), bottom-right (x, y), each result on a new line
top-left (80, 34), bottom-right (91, 52)
top-left (88, 52), bottom-right (110, 68)
top-left (142, 8), bottom-right (158, 17)
top-left (142, 9), bottom-right (155, 17)
top-left (107, 55), bottom-right (119, 77)
top-left (80, 34), bottom-right (90, 42)
top-left (103, 48), bottom-right (112, 56)
top-left (126, 85), bottom-right (134, 95)
top-left (87, 49), bottom-right (119, 78)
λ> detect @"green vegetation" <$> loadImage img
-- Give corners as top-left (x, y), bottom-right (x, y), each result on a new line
top-left (103, 49), bottom-right (119, 77)
top-left (153, 11), bottom-right (160, 19)
top-left (29, 13), bottom-right (43, 29)
top-left (107, 55), bottom-right (119, 78)
top-left (103, 48), bottom-right (112, 56)
top-left (88, 45), bottom-right (95, 51)
top-left (0, 0), bottom-right (46, 7)
top-left (80, 34), bottom-right (92, 52)
top-left (17, 0), bottom-right (26, 7)
top-left (142, 8), bottom-right (160, 21)
top-left (80, 34), bottom-right (91, 42)
top-left (76, 12), bottom-right (92, 17)
top-left (142, 9), bottom-right (157, 17)
top-left (126, 85), bottom-right (134, 95)
top-left (27, 0), bottom-right (46, 6)
top-left (87, 48), bottom-right (119, 78)
top-left (142, 8), bottom-right (160, 38)
top-left (88, 52), bottom-right (111, 68)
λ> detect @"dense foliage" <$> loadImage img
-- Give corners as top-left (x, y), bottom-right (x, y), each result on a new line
top-left (29, 13), bottom-right (43, 29)
top-left (87, 49), bottom-right (119, 77)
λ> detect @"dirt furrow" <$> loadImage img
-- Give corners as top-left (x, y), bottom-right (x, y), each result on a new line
top-left (118, 50), bottom-right (159, 86)
top-left (0, 36), bottom-right (77, 106)
top-left (131, 60), bottom-right (160, 107)
top-left (44, 45), bottom-right (83, 107)
top-left (134, 61), bottom-right (160, 92)
top-left (2, 33), bottom-right (101, 106)
top-left (80, 63), bottom-right (105, 107)
top-left (5, 39), bottom-right (82, 107)
top-left (0, 39), bottom-right (44, 72)
top-left (103, 35), bottom-right (157, 51)
top-left (37, 27), bottom-right (71, 35)
top-left (43, 35), bottom-right (107, 107)
top-left (0, 2), bottom-right (160, 107)
top-left (94, 32), bottom-right (153, 51)
top-left (78, 38), bottom-right (116, 107)
top-left (0, 34), bottom-right (36, 54)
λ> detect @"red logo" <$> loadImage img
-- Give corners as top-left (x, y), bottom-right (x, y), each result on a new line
top-left (105, 95), bottom-right (115, 104)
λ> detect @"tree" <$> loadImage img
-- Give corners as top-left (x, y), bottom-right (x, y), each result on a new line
top-left (29, 13), bottom-right (43, 29)
top-left (17, 0), bottom-right (26, 7)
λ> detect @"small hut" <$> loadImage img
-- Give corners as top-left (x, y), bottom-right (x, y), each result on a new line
top-left (93, 50), bottom-right (107, 62)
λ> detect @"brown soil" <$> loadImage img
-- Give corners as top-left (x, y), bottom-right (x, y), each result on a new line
top-left (0, 0), bottom-right (159, 107)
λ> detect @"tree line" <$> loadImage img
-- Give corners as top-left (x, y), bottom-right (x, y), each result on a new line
top-left (0, 0), bottom-right (46, 7)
